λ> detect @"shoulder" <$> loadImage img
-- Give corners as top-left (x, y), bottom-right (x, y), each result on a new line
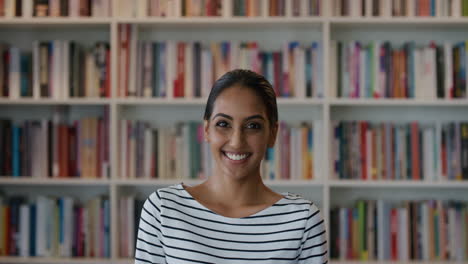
top-left (143, 184), bottom-right (193, 212)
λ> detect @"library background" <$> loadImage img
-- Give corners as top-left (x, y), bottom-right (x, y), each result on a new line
top-left (0, 0), bottom-right (468, 263)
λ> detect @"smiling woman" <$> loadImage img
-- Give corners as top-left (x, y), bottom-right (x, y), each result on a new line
top-left (134, 69), bottom-right (328, 264)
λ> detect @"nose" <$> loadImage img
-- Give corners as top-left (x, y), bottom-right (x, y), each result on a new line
top-left (229, 127), bottom-right (245, 148)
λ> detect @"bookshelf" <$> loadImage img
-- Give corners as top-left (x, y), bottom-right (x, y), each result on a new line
top-left (1, 0), bottom-right (468, 263)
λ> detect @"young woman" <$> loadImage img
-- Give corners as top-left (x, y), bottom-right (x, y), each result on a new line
top-left (135, 69), bottom-right (328, 264)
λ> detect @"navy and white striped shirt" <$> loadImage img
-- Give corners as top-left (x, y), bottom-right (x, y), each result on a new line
top-left (135, 184), bottom-right (328, 264)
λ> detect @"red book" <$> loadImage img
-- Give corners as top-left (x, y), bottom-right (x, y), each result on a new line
top-left (360, 121), bottom-right (368, 180)
top-left (390, 208), bottom-right (398, 260)
top-left (175, 42), bottom-right (185, 97)
top-left (411, 122), bottom-right (420, 180)
top-left (97, 119), bottom-right (102, 178)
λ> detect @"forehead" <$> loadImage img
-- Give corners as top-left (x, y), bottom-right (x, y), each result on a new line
top-left (212, 86), bottom-right (267, 117)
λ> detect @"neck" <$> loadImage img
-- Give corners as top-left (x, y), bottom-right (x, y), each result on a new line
top-left (204, 168), bottom-right (267, 207)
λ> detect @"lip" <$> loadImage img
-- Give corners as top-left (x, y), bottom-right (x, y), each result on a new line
top-left (222, 151), bottom-right (251, 164)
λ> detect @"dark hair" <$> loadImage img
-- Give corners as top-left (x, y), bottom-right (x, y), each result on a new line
top-left (203, 69), bottom-right (278, 126)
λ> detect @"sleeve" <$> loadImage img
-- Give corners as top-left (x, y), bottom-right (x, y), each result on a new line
top-left (297, 203), bottom-right (328, 264)
top-left (135, 191), bottom-right (166, 264)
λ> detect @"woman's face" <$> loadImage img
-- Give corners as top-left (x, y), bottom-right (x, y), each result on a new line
top-left (204, 86), bottom-right (278, 180)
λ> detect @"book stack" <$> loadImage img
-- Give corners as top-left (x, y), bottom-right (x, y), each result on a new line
top-left (333, 0), bottom-right (468, 17)
top-left (0, 0), bottom-right (111, 18)
top-left (332, 121), bottom-right (468, 181)
top-left (0, 195), bottom-right (110, 258)
top-left (118, 25), bottom-right (323, 98)
top-left (233, 0), bottom-right (322, 17)
top-left (0, 106), bottom-right (110, 178)
top-left (0, 41), bottom-right (110, 99)
top-left (117, 0), bottom-right (222, 17)
top-left (330, 199), bottom-right (468, 261)
top-left (332, 41), bottom-right (468, 99)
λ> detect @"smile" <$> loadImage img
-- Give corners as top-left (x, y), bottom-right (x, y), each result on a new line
top-left (223, 151), bottom-right (251, 161)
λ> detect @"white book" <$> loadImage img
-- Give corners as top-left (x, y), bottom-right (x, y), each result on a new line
top-left (19, 204), bottom-right (30, 257)
top-left (128, 25), bottom-right (138, 97)
top-left (452, 0), bottom-right (461, 17)
top-left (91, 0), bottom-right (101, 17)
top-left (138, 0), bottom-right (148, 17)
top-left (285, 0), bottom-right (292, 17)
top-left (22, 0), bottom-right (33, 18)
top-left (69, 0), bottom-right (80, 17)
top-left (448, 207), bottom-right (456, 260)
top-left (436, 0), bottom-right (442, 17)
top-left (36, 196), bottom-right (47, 257)
top-left (295, 47), bottom-right (305, 98)
top-left (398, 207), bottom-right (409, 260)
top-left (185, 42), bottom-right (194, 99)
top-left (8, 47), bottom-right (20, 99)
top-left (382, 0), bottom-right (392, 17)
top-left (365, 0), bottom-right (373, 16)
top-left (63, 197), bottom-right (73, 257)
top-left (121, 120), bottom-right (128, 178)
top-left (126, 196), bottom-right (135, 257)
top-left (426, 46), bottom-right (437, 99)
top-left (300, 0), bottom-right (308, 16)
top-left (173, 0), bottom-right (181, 17)
top-left (407, 0), bottom-right (415, 16)
top-left (85, 52), bottom-right (94, 98)
top-left (352, 0), bottom-right (361, 16)
top-left (414, 48), bottom-right (422, 98)
top-left (313, 120), bottom-right (322, 180)
top-left (261, 0), bottom-right (268, 17)
top-left (5, 0), bottom-right (15, 18)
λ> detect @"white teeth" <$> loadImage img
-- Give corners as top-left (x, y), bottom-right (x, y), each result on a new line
top-left (225, 152), bottom-right (248, 161)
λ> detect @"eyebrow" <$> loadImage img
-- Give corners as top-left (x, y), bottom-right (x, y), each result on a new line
top-left (212, 113), bottom-right (266, 122)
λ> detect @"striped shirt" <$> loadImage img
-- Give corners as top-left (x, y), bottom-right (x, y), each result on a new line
top-left (135, 184), bottom-right (328, 264)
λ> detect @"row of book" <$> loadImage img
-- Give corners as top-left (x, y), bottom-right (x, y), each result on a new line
top-left (0, 107), bottom-right (110, 178)
top-left (262, 121), bottom-right (323, 180)
top-left (0, 41), bottom-right (110, 99)
top-left (0, 0), bottom-right (111, 17)
top-left (330, 200), bottom-right (468, 261)
top-left (332, 121), bottom-right (468, 181)
top-left (118, 26), bottom-right (324, 98)
top-left (0, 195), bottom-right (110, 258)
top-left (233, 0), bottom-right (322, 17)
top-left (118, 0), bottom-right (222, 17)
top-left (119, 195), bottom-right (144, 258)
top-left (333, 0), bottom-right (468, 17)
top-left (332, 41), bottom-right (468, 99)
top-left (119, 120), bottom-right (322, 180)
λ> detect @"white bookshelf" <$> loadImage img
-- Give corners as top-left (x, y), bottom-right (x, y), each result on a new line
top-left (1, 0), bottom-right (468, 263)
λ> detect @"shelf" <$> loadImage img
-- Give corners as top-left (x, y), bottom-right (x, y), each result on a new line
top-left (0, 177), bottom-right (111, 186)
top-left (329, 98), bottom-right (468, 106)
top-left (116, 17), bottom-right (324, 29)
top-left (0, 257), bottom-right (111, 264)
top-left (115, 97), bottom-right (324, 106)
top-left (329, 16), bottom-right (468, 28)
top-left (0, 98), bottom-right (112, 105)
top-left (0, 17), bottom-right (112, 27)
top-left (329, 180), bottom-right (468, 188)
top-left (115, 179), bottom-right (323, 187)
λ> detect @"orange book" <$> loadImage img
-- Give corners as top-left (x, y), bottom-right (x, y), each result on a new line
top-left (411, 122), bottom-right (420, 180)
top-left (270, 0), bottom-right (277, 16)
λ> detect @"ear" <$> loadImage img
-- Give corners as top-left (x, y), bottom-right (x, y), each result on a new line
top-left (267, 121), bottom-right (279, 148)
top-left (203, 120), bottom-right (210, 142)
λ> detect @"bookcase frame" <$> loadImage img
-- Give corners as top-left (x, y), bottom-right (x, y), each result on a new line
top-left (1, 1), bottom-right (468, 264)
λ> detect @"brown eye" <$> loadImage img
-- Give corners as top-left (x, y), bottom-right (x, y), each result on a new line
top-left (216, 121), bottom-right (230, 128)
top-left (246, 122), bottom-right (262, 129)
